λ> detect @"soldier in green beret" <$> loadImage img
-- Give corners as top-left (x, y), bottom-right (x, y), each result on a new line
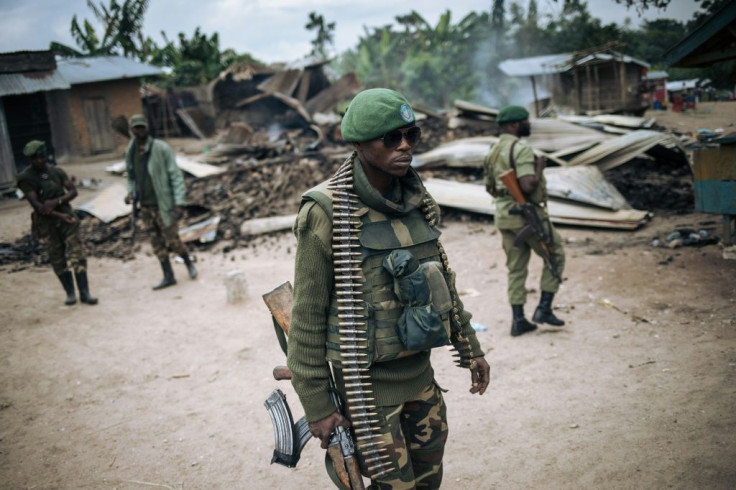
top-left (124, 114), bottom-right (198, 290)
top-left (483, 105), bottom-right (566, 336)
top-left (16, 140), bottom-right (98, 306)
top-left (287, 88), bottom-right (490, 488)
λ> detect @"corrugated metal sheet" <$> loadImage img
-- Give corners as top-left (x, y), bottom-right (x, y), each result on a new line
top-left (422, 178), bottom-right (651, 230)
top-left (644, 70), bottom-right (668, 80)
top-left (0, 70), bottom-right (70, 96)
top-left (499, 53), bottom-right (571, 77)
top-left (57, 56), bottom-right (164, 85)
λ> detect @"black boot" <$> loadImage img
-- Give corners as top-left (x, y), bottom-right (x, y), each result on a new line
top-left (533, 291), bottom-right (565, 326)
top-left (153, 258), bottom-right (177, 290)
top-left (511, 305), bottom-right (537, 337)
top-left (74, 271), bottom-right (98, 305)
top-left (182, 253), bottom-right (198, 280)
top-left (58, 271), bottom-right (77, 306)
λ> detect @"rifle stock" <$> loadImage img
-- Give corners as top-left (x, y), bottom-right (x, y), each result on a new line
top-left (263, 282), bottom-right (366, 490)
top-left (273, 365), bottom-right (292, 381)
top-left (498, 169), bottom-right (527, 205)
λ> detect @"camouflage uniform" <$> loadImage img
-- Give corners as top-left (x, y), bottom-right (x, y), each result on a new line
top-left (17, 165), bottom-right (87, 275)
top-left (483, 134), bottom-right (565, 305)
top-left (139, 205), bottom-right (188, 261)
top-left (363, 382), bottom-right (448, 489)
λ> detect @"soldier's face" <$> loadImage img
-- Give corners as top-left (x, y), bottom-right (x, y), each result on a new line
top-left (131, 125), bottom-right (149, 141)
top-left (518, 120), bottom-right (531, 137)
top-left (354, 128), bottom-right (416, 193)
top-left (29, 154), bottom-right (47, 170)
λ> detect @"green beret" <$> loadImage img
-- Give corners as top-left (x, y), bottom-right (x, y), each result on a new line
top-left (341, 88), bottom-right (415, 142)
top-left (129, 114), bottom-right (148, 128)
top-left (23, 140), bottom-right (46, 157)
top-left (497, 106), bottom-right (530, 124)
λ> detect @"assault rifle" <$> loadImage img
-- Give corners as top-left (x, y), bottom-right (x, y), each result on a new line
top-left (262, 282), bottom-right (366, 489)
top-left (498, 169), bottom-right (561, 283)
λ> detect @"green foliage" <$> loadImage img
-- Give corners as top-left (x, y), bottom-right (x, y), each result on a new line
top-left (339, 10), bottom-right (488, 109)
top-left (49, 0), bottom-right (262, 88)
top-left (305, 12), bottom-right (336, 59)
top-left (336, 0), bottom-right (732, 109)
top-left (623, 19), bottom-right (687, 68)
top-left (146, 28), bottom-right (260, 87)
top-left (49, 0), bottom-right (149, 58)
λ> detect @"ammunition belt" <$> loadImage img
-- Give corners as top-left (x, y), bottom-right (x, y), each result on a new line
top-left (329, 152), bottom-right (392, 479)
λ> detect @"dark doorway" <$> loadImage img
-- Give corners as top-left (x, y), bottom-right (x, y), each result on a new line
top-left (3, 92), bottom-right (53, 172)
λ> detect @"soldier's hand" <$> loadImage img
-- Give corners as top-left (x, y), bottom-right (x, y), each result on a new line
top-left (39, 202), bottom-right (53, 215)
top-left (61, 214), bottom-right (77, 225)
top-left (309, 411), bottom-right (350, 449)
top-left (124, 193), bottom-right (132, 205)
top-left (175, 206), bottom-right (183, 220)
top-left (469, 356), bottom-right (490, 395)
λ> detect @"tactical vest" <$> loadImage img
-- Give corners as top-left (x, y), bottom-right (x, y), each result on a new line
top-left (304, 181), bottom-right (455, 367)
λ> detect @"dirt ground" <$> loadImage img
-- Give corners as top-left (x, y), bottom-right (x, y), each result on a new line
top-left (1, 102), bottom-right (735, 490)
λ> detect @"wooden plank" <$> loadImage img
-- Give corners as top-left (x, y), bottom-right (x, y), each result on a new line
top-left (240, 214), bottom-right (296, 236)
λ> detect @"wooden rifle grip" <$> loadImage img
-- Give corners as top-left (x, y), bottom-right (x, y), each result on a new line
top-left (273, 365), bottom-right (292, 381)
top-left (327, 445), bottom-right (352, 488)
top-left (498, 169), bottom-right (527, 205)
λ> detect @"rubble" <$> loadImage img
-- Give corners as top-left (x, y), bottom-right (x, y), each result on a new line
top-left (0, 92), bottom-right (706, 269)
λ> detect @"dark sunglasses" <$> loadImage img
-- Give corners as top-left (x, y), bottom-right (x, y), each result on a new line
top-left (379, 126), bottom-right (422, 149)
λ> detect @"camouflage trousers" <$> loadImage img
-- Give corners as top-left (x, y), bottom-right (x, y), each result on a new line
top-left (36, 215), bottom-right (87, 276)
top-left (359, 381), bottom-right (448, 489)
top-left (500, 221), bottom-right (565, 305)
top-left (139, 206), bottom-right (188, 261)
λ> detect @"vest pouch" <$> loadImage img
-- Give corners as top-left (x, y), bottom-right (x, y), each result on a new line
top-left (421, 261), bottom-right (453, 338)
top-left (383, 250), bottom-right (450, 351)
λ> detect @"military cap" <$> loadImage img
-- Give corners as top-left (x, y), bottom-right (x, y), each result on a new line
top-left (341, 88), bottom-right (415, 142)
top-left (23, 140), bottom-right (46, 157)
top-left (129, 114), bottom-right (148, 128)
top-left (497, 105), bottom-right (530, 124)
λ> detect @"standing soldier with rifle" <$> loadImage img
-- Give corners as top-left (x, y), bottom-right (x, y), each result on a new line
top-left (124, 114), bottom-right (197, 290)
top-left (286, 88), bottom-right (490, 489)
top-left (16, 140), bottom-right (98, 306)
top-left (483, 105), bottom-right (566, 337)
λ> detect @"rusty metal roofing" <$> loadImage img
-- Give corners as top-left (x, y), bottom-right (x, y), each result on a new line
top-left (0, 69), bottom-right (70, 96)
top-left (56, 56), bottom-right (164, 85)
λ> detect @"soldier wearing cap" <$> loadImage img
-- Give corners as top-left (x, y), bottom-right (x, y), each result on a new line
top-left (286, 88), bottom-right (490, 488)
top-left (16, 140), bottom-right (98, 306)
top-left (482, 105), bottom-right (566, 337)
top-left (124, 114), bottom-right (198, 290)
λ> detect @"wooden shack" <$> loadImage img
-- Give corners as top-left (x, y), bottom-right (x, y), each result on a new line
top-left (498, 45), bottom-right (650, 116)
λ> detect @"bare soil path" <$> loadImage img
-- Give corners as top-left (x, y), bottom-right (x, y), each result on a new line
top-left (1, 102), bottom-right (735, 489)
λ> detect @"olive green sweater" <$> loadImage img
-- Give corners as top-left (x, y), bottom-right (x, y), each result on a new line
top-left (287, 158), bottom-right (484, 423)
